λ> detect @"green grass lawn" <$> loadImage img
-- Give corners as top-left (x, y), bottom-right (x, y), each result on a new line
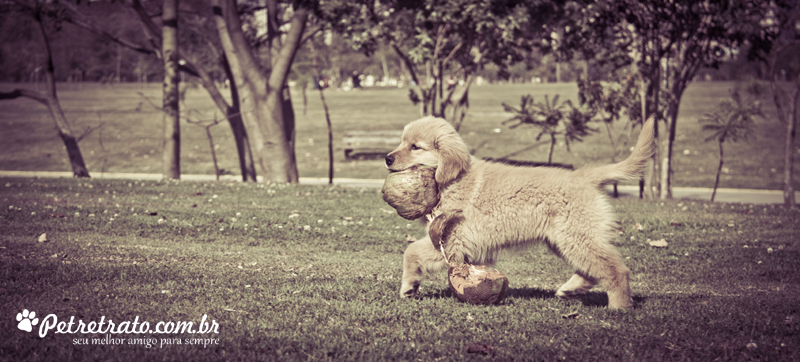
top-left (0, 81), bottom-right (798, 190)
top-left (1, 177), bottom-right (798, 361)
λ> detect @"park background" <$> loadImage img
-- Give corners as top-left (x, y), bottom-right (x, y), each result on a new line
top-left (0, 80), bottom-right (797, 192)
top-left (1, 0), bottom-right (799, 199)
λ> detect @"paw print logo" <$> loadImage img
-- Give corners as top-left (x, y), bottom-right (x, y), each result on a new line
top-left (16, 309), bottom-right (39, 333)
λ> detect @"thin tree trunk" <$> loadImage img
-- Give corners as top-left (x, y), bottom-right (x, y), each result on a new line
top-left (302, 85), bottom-right (308, 116)
top-left (31, 9), bottom-right (90, 178)
top-left (711, 140), bottom-right (724, 202)
top-left (662, 104), bottom-right (678, 200)
top-left (446, 68), bottom-right (477, 131)
top-left (220, 53), bottom-right (256, 182)
top-left (308, 41), bottom-right (335, 185)
top-left (768, 43), bottom-right (799, 208)
top-left (449, 86), bottom-right (470, 132)
top-left (783, 78), bottom-right (798, 207)
top-left (391, 43), bottom-right (426, 117)
top-left (161, 0), bottom-right (180, 180)
top-left (604, 121), bottom-right (619, 197)
top-left (548, 134), bottom-right (556, 164)
top-left (640, 65), bottom-right (659, 199)
top-left (382, 54), bottom-right (390, 84)
top-left (205, 123), bottom-right (220, 181)
top-left (129, 0), bottom-right (257, 182)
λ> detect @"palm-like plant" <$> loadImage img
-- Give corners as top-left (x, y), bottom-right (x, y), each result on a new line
top-left (700, 90), bottom-right (764, 201)
top-left (502, 94), bottom-right (593, 164)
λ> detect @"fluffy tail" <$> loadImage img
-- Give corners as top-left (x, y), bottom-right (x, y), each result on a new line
top-left (576, 117), bottom-right (656, 186)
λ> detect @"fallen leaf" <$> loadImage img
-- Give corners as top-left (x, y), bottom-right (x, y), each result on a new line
top-left (649, 239), bottom-right (669, 248)
top-left (633, 223), bottom-right (644, 231)
top-left (561, 311), bottom-right (581, 319)
top-left (37, 233), bottom-right (48, 243)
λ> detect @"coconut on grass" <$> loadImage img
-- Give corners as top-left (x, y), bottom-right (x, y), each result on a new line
top-left (429, 212), bottom-right (510, 305)
top-left (381, 165), bottom-right (439, 220)
top-left (448, 264), bottom-right (509, 305)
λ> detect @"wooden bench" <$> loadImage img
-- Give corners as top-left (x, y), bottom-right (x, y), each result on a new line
top-left (343, 130), bottom-right (402, 159)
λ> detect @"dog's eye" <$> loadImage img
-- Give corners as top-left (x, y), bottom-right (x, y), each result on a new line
top-left (411, 144), bottom-right (421, 151)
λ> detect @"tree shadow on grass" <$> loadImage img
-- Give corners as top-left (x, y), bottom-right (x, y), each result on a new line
top-left (415, 286), bottom-right (647, 308)
top-left (506, 287), bottom-right (648, 308)
top-left (506, 287), bottom-right (557, 301)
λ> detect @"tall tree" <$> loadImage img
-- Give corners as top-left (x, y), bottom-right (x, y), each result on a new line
top-left (129, 0), bottom-right (259, 182)
top-left (212, 0), bottom-right (309, 183)
top-left (59, 0), bottom-right (258, 182)
top-left (750, 0), bottom-right (800, 208)
top-left (0, 0), bottom-right (90, 178)
top-left (162, 0), bottom-right (180, 179)
top-left (558, 0), bottom-right (762, 199)
top-left (334, 0), bottom-right (560, 131)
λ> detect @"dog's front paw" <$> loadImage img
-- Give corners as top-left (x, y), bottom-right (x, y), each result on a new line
top-left (400, 281), bottom-right (420, 298)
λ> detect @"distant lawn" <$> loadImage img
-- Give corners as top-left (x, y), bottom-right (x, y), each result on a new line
top-left (0, 81), bottom-right (798, 190)
top-left (1, 177), bottom-right (799, 361)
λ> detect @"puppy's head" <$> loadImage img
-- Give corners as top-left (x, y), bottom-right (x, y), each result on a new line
top-left (385, 116), bottom-right (470, 186)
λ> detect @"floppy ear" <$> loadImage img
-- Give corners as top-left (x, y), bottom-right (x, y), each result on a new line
top-left (434, 131), bottom-right (470, 186)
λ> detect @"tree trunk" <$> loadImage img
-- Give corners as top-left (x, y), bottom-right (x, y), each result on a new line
top-left (33, 9), bottom-right (90, 177)
top-left (641, 71), bottom-right (660, 199)
top-left (783, 78), bottom-right (798, 207)
top-left (711, 140), bottom-right (724, 202)
top-left (129, 0), bottom-right (257, 181)
top-left (308, 41), bottom-right (335, 184)
top-left (391, 43), bottom-right (427, 117)
top-left (768, 43), bottom-right (799, 208)
top-left (449, 87), bottom-right (470, 132)
top-left (381, 54), bottom-right (390, 84)
top-left (662, 108), bottom-right (677, 200)
top-left (446, 72), bottom-right (476, 132)
top-left (604, 121), bottom-right (619, 198)
top-left (220, 53), bottom-right (257, 182)
top-left (660, 41), bottom-right (702, 201)
top-left (213, 0), bottom-right (305, 183)
top-left (161, 0), bottom-right (180, 180)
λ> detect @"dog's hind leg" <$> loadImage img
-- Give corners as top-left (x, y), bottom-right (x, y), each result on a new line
top-left (551, 224), bottom-right (633, 309)
top-left (600, 261), bottom-right (633, 309)
top-left (400, 236), bottom-right (447, 298)
top-left (557, 244), bottom-right (633, 309)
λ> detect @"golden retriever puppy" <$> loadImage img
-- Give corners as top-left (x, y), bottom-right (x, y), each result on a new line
top-left (385, 116), bottom-right (655, 309)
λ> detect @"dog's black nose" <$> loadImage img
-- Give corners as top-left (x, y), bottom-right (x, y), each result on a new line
top-left (385, 155), bottom-right (395, 167)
